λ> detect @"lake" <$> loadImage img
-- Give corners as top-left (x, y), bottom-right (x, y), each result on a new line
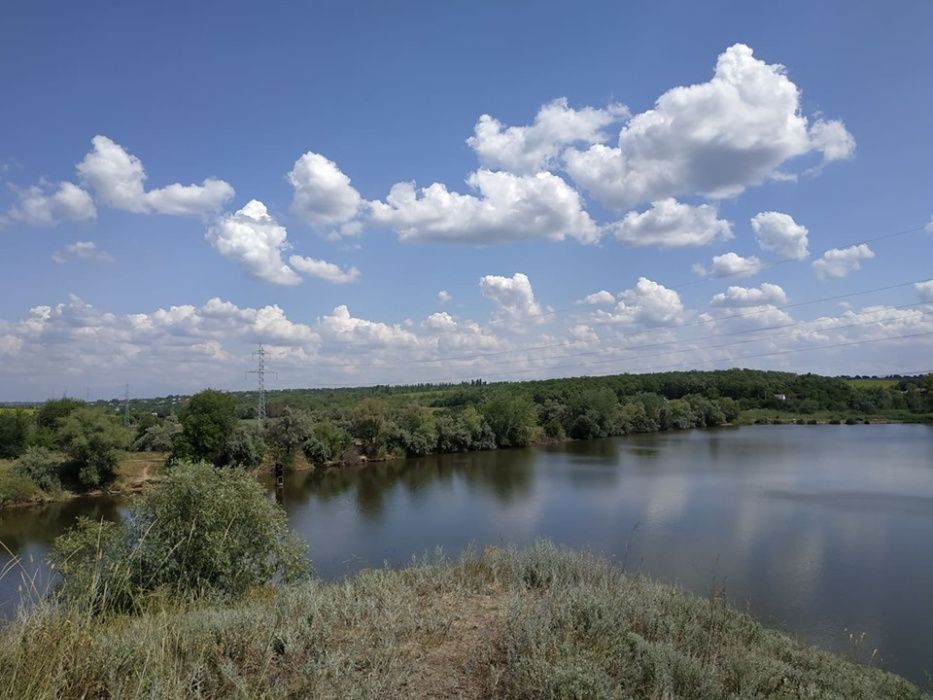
top-left (2, 424), bottom-right (932, 683)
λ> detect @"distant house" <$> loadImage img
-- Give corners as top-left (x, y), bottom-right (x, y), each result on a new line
top-left (774, 393), bottom-right (786, 402)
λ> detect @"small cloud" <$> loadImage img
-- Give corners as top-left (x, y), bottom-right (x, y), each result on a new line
top-left (578, 290), bottom-right (616, 305)
top-left (52, 241), bottom-right (114, 264)
top-left (812, 244), bottom-right (874, 280)
top-left (289, 255), bottom-right (360, 284)
top-left (694, 252), bottom-right (764, 279)
top-left (437, 290), bottom-right (452, 304)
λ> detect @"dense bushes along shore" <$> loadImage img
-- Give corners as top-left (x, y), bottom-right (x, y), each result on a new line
top-left (2, 369), bottom-right (931, 505)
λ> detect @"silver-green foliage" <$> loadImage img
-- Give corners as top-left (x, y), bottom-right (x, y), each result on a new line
top-left (52, 461), bottom-right (309, 612)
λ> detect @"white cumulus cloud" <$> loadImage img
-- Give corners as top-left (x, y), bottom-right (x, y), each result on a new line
top-left (371, 169), bottom-right (600, 245)
top-left (5, 180), bottom-right (96, 226)
top-left (288, 254), bottom-right (360, 284)
top-left (288, 152), bottom-right (364, 236)
top-left (579, 290), bottom-right (616, 305)
top-left (564, 44), bottom-right (854, 209)
top-left (467, 98), bottom-right (629, 174)
top-left (596, 277), bottom-right (684, 326)
top-left (437, 290), bottom-right (452, 304)
top-left (206, 200), bottom-right (301, 286)
top-left (710, 283), bottom-right (787, 307)
top-left (916, 280), bottom-right (933, 302)
top-left (694, 252), bottom-right (764, 278)
top-left (751, 211), bottom-right (809, 260)
top-left (612, 198), bottom-right (732, 248)
top-left (480, 272), bottom-right (543, 320)
top-left (77, 135), bottom-right (234, 216)
top-left (812, 243), bottom-right (874, 279)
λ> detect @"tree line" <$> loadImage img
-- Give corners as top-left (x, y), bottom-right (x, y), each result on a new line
top-left (2, 369), bottom-right (931, 505)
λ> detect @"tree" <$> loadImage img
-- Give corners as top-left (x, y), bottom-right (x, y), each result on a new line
top-left (482, 394), bottom-right (536, 448)
top-left (174, 390), bottom-right (237, 465)
top-left (59, 407), bottom-right (129, 488)
top-left (34, 398), bottom-right (84, 447)
top-left (132, 416), bottom-right (181, 452)
top-left (52, 461), bottom-right (309, 612)
top-left (352, 398), bottom-right (390, 457)
top-left (223, 424), bottom-right (267, 469)
top-left (264, 407), bottom-right (313, 466)
top-left (0, 409), bottom-right (32, 459)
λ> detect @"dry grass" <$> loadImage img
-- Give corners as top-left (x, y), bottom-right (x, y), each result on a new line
top-left (0, 542), bottom-right (928, 699)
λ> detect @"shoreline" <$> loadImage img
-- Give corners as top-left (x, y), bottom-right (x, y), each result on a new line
top-left (3, 417), bottom-right (928, 513)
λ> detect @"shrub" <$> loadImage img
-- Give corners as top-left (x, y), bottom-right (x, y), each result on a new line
top-left (0, 468), bottom-right (41, 506)
top-left (132, 417), bottom-right (181, 452)
top-left (58, 407), bottom-right (129, 489)
top-left (223, 424), bottom-right (266, 469)
top-left (52, 461), bottom-right (310, 612)
top-left (14, 446), bottom-right (62, 493)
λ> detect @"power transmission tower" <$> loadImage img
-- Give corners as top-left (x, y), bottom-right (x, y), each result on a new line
top-left (246, 344), bottom-right (277, 425)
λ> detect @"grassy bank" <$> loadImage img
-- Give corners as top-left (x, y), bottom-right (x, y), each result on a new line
top-left (0, 452), bottom-right (166, 508)
top-left (0, 542), bottom-right (926, 699)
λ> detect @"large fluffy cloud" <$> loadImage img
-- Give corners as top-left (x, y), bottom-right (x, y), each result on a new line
top-left (611, 198), bottom-right (732, 248)
top-left (694, 252), bottom-right (764, 278)
top-left (564, 44), bottom-right (854, 209)
top-left (467, 98), bottom-right (629, 174)
top-left (812, 244), bottom-right (874, 279)
top-left (288, 152), bottom-right (364, 236)
top-left (751, 211), bottom-right (809, 260)
top-left (371, 169), bottom-right (600, 244)
top-left (206, 200), bottom-right (301, 285)
top-left (5, 180), bottom-right (96, 226)
top-left (77, 135), bottom-right (234, 216)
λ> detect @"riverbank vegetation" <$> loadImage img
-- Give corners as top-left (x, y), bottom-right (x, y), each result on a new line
top-left (2, 370), bottom-right (931, 507)
top-left (0, 465), bottom-right (925, 699)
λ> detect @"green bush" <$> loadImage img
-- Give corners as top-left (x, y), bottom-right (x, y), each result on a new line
top-left (52, 461), bottom-right (310, 612)
top-left (14, 446), bottom-right (62, 493)
top-left (0, 468), bottom-right (41, 506)
top-left (132, 416), bottom-right (180, 452)
top-left (59, 407), bottom-right (129, 489)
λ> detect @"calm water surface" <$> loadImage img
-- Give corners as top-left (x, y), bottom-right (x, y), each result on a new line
top-left (2, 425), bottom-right (932, 683)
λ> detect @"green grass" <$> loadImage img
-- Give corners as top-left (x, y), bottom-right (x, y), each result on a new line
top-left (845, 378), bottom-right (899, 388)
top-left (0, 542), bottom-right (926, 699)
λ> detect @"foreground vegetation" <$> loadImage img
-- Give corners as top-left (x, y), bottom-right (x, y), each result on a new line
top-left (2, 369), bottom-right (931, 508)
top-left (2, 543), bottom-right (925, 698)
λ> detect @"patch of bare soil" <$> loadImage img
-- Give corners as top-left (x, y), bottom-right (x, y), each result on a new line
top-left (397, 592), bottom-right (503, 699)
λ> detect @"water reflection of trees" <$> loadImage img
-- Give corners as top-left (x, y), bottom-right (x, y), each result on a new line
top-left (0, 496), bottom-right (124, 554)
top-left (276, 448), bottom-right (537, 520)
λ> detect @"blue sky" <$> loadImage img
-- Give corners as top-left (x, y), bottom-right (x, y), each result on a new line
top-left (1, 1), bottom-right (931, 400)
